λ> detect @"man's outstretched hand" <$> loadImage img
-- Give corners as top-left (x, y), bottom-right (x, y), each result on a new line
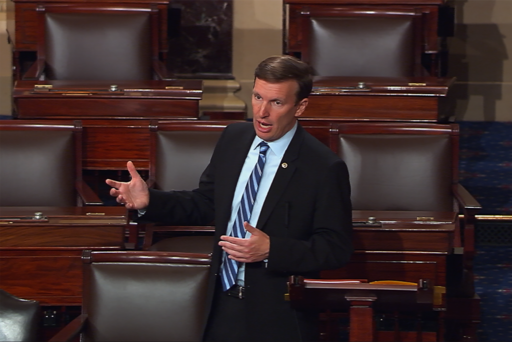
top-left (105, 161), bottom-right (149, 210)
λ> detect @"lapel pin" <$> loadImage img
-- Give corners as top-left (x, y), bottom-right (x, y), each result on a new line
top-left (281, 163), bottom-right (288, 169)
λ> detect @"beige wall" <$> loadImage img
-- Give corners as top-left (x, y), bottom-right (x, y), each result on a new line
top-left (233, 0), bottom-right (283, 118)
top-left (448, 0), bottom-right (512, 121)
top-left (1, 0), bottom-right (510, 121)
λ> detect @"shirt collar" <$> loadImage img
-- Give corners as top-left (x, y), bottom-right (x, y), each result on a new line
top-left (252, 121), bottom-right (297, 158)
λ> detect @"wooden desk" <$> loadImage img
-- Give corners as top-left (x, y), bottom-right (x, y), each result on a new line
top-left (318, 210), bottom-right (461, 341)
top-left (12, 80), bottom-right (202, 119)
top-left (0, 206), bottom-right (128, 305)
top-left (305, 76), bottom-right (456, 122)
top-left (323, 211), bottom-right (459, 287)
top-left (12, 80), bottom-right (202, 170)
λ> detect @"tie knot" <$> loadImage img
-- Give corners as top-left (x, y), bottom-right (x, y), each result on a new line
top-left (259, 141), bottom-right (269, 154)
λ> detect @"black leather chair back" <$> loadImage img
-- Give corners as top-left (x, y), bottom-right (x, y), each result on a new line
top-left (309, 15), bottom-right (416, 77)
top-left (44, 11), bottom-right (152, 80)
top-left (331, 123), bottom-right (457, 212)
top-left (0, 121), bottom-right (79, 206)
top-left (0, 289), bottom-right (40, 342)
top-left (155, 131), bottom-right (222, 191)
top-left (81, 251), bottom-right (211, 342)
top-left (340, 134), bottom-right (453, 211)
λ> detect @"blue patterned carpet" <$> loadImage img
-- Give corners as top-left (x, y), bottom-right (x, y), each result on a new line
top-left (459, 122), bottom-right (512, 216)
top-left (459, 122), bottom-right (512, 342)
top-left (474, 245), bottom-right (512, 342)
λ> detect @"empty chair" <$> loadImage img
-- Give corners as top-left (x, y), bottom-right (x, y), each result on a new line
top-left (330, 122), bottom-right (480, 258)
top-left (0, 120), bottom-right (101, 206)
top-left (0, 288), bottom-right (40, 342)
top-left (49, 250), bottom-right (211, 342)
top-left (23, 5), bottom-right (169, 81)
top-left (148, 120), bottom-right (238, 191)
top-left (285, 5), bottom-right (426, 77)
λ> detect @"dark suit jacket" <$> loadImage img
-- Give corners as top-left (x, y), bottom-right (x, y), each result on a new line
top-left (142, 122), bottom-right (352, 341)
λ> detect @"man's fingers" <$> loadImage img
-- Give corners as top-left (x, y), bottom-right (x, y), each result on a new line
top-left (243, 222), bottom-right (260, 234)
top-left (105, 179), bottom-right (121, 188)
top-left (126, 161), bottom-right (140, 180)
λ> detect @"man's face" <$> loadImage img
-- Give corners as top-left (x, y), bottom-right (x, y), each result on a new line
top-left (252, 78), bottom-right (308, 142)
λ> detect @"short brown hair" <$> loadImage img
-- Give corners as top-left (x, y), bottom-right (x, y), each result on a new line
top-left (254, 55), bottom-right (313, 104)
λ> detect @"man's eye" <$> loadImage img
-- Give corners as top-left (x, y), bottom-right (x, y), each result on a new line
top-left (254, 94), bottom-right (262, 100)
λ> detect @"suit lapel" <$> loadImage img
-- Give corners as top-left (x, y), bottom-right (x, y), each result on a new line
top-left (256, 125), bottom-right (304, 230)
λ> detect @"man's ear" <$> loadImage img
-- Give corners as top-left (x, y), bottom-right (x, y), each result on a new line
top-left (294, 98), bottom-right (309, 117)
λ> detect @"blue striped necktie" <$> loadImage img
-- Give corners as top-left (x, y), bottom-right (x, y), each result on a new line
top-left (220, 141), bottom-right (270, 291)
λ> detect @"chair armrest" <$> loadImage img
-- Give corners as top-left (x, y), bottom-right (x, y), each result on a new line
top-left (152, 60), bottom-right (174, 80)
top-left (453, 184), bottom-right (482, 214)
top-left (76, 180), bottom-right (103, 206)
top-left (22, 59), bottom-right (45, 80)
top-left (49, 313), bottom-right (87, 342)
top-left (453, 184), bottom-right (481, 269)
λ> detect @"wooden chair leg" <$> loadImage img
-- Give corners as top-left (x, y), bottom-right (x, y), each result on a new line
top-left (346, 291), bottom-right (377, 342)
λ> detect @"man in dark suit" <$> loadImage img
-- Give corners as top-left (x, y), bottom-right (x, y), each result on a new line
top-left (106, 55), bottom-right (352, 342)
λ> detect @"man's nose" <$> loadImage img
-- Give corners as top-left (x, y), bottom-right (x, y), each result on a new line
top-left (256, 102), bottom-right (270, 117)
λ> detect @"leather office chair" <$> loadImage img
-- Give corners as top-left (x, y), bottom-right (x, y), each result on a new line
top-left (0, 120), bottom-right (101, 206)
top-left (136, 120), bottom-right (242, 252)
top-left (330, 122), bottom-right (480, 322)
top-left (329, 122), bottom-right (481, 264)
top-left (23, 5), bottom-right (169, 81)
top-left (148, 120), bottom-right (233, 192)
top-left (49, 250), bottom-right (211, 342)
top-left (0, 289), bottom-right (40, 342)
top-left (285, 5), bottom-right (428, 77)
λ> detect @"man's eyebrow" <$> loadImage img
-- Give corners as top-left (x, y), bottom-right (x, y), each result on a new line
top-left (252, 91), bottom-right (285, 103)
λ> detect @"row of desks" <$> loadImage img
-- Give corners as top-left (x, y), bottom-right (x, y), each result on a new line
top-left (0, 207), bottom-right (458, 306)
top-left (12, 76), bottom-right (455, 170)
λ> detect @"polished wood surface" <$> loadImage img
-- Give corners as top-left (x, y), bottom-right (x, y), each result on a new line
top-left (288, 276), bottom-right (438, 342)
top-left (288, 210), bottom-right (460, 341)
top-left (305, 76), bottom-right (456, 122)
top-left (81, 119), bottom-right (157, 170)
top-left (324, 211), bottom-right (458, 286)
top-left (0, 207), bottom-right (127, 305)
top-left (13, 80), bottom-right (202, 119)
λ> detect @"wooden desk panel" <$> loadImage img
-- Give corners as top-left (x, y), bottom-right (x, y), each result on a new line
top-left (322, 252), bottom-right (447, 286)
top-left (323, 211), bottom-right (458, 286)
top-left (14, 98), bottom-right (199, 119)
top-left (0, 206), bottom-right (127, 305)
top-left (13, 80), bottom-right (202, 119)
top-left (305, 76), bottom-right (455, 122)
top-left (1, 249), bottom-right (84, 305)
top-left (81, 119), bottom-right (152, 170)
